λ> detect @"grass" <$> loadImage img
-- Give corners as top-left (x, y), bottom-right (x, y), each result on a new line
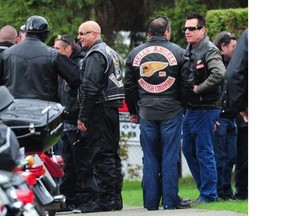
top-left (122, 178), bottom-right (248, 214)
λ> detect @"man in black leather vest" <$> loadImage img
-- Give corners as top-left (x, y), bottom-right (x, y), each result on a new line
top-left (75, 20), bottom-right (124, 213)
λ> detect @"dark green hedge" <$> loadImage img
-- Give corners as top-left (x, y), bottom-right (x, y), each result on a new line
top-left (206, 8), bottom-right (248, 40)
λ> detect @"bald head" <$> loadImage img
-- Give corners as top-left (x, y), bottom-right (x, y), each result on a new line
top-left (77, 21), bottom-right (101, 49)
top-left (79, 21), bottom-right (101, 33)
top-left (0, 25), bottom-right (18, 44)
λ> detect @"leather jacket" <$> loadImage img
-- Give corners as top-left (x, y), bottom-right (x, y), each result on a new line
top-left (125, 36), bottom-right (190, 119)
top-left (183, 35), bottom-right (225, 109)
top-left (58, 45), bottom-right (85, 124)
top-left (0, 36), bottom-right (81, 102)
top-left (0, 42), bottom-right (14, 53)
top-left (224, 28), bottom-right (248, 115)
top-left (78, 40), bottom-right (124, 122)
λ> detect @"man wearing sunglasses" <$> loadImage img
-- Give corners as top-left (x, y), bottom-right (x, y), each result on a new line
top-left (181, 12), bottom-right (226, 206)
top-left (75, 21), bottom-right (124, 213)
top-left (125, 16), bottom-right (192, 210)
top-left (53, 34), bottom-right (85, 211)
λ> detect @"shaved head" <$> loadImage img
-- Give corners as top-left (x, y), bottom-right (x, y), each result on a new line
top-left (77, 21), bottom-right (101, 49)
top-left (79, 21), bottom-right (101, 33)
top-left (0, 25), bottom-right (18, 43)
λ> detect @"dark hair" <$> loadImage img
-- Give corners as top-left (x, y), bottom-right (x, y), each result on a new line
top-left (55, 34), bottom-right (76, 48)
top-left (148, 16), bottom-right (170, 36)
top-left (186, 12), bottom-right (206, 27)
top-left (213, 31), bottom-right (237, 50)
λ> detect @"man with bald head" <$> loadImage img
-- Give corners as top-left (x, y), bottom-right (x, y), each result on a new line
top-left (0, 25), bottom-right (19, 53)
top-left (75, 21), bottom-right (124, 213)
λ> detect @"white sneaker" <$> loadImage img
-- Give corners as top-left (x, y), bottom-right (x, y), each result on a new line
top-left (72, 208), bottom-right (82, 214)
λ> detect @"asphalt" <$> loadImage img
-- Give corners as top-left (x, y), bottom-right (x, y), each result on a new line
top-left (56, 205), bottom-right (247, 216)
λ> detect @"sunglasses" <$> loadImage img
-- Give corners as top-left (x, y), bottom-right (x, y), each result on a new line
top-left (77, 31), bottom-right (95, 36)
top-left (57, 35), bottom-right (71, 45)
top-left (183, 26), bottom-right (203, 32)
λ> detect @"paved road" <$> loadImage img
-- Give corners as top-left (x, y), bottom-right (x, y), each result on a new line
top-left (56, 206), bottom-right (247, 216)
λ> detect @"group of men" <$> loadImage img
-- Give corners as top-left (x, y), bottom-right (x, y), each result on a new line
top-left (125, 12), bottom-right (248, 210)
top-left (0, 15), bottom-right (124, 213)
top-left (0, 11), bottom-right (248, 214)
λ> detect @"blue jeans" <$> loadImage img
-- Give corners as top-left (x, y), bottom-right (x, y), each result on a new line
top-left (182, 108), bottom-right (220, 202)
top-left (140, 110), bottom-right (183, 209)
top-left (213, 116), bottom-right (237, 198)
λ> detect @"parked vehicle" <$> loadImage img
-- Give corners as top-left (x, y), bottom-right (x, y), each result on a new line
top-left (0, 86), bottom-right (66, 216)
top-left (0, 169), bottom-right (40, 216)
top-left (0, 121), bottom-right (39, 216)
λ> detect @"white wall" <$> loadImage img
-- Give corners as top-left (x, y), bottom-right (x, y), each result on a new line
top-left (119, 112), bottom-right (191, 179)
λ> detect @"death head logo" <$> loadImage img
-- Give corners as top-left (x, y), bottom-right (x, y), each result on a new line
top-left (132, 45), bottom-right (178, 93)
top-left (140, 61), bottom-right (168, 77)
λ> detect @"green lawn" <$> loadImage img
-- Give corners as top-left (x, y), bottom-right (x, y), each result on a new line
top-left (122, 179), bottom-right (248, 214)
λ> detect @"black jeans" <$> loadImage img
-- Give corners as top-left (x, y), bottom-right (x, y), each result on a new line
top-left (234, 126), bottom-right (248, 199)
top-left (77, 104), bottom-right (123, 210)
top-left (59, 130), bottom-right (79, 206)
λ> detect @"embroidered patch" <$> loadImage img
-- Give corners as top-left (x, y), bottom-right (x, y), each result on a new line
top-left (159, 71), bottom-right (166, 77)
top-left (138, 77), bottom-right (175, 93)
top-left (133, 46), bottom-right (177, 66)
top-left (140, 61), bottom-right (168, 77)
top-left (196, 64), bottom-right (204, 69)
top-left (133, 45), bottom-right (178, 93)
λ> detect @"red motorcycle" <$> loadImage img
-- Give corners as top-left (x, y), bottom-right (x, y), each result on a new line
top-left (0, 123), bottom-right (39, 216)
top-left (0, 86), bottom-right (66, 216)
top-left (0, 169), bottom-right (40, 216)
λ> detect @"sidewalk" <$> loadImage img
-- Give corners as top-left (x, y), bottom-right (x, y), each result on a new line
top-left (56, 206), bottom-right (247, 216)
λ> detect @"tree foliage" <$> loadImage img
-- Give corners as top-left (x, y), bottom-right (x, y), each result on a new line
top-left (201, 0), bottom-right (248, 9)
top-left (0, 0), bottom-right (174, 47)
top-left (152, 0), bottom-right (207, 48)
top-left (151, 0), bottom-right (248, 48)
top-left (0, 0), bottom-right (85, 45)
top-left (0, 0), bottom-right (247, 50)
top-left (206, 8), bottom-right (248, 40)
